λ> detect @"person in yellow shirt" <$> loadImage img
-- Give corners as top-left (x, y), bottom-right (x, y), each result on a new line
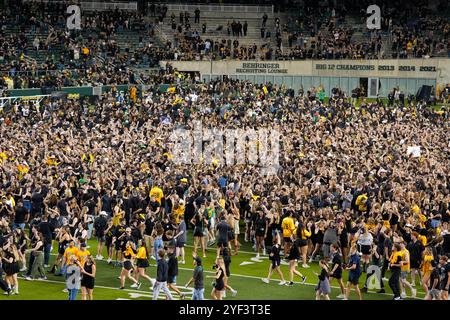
top-left (149, 186), bottom-right (164, 204)
top-left (172, 200), bottom-right (185, 224)
top-left (112, 206), bottom-right (124, 226)
top-left (281, 211), bottom-right (296, 259)
top-left (421, 247), bottom-right (434, 295)
top-left (134, 240), bottom-right (155, 286)
top-left (77, 243), bottom-right (90, 268)
top-left (296, 221), bottom-right (312, 268)
top-left (129, 86), bottom-right (137, 103)
top-left (63, 240), bottom-right (79, 267)
top-left (120, 240), bottom-right (141, 290)
top-left (399, 242), bottom-right (416, 298)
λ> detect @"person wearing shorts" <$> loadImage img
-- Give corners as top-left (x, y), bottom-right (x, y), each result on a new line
top-left (329, 243), bottom-right (345, 298)
top-left (167, 244), bottom-right (185, 299)
top-left (261, 232), bottom-right (286, 285)
top-left (119, 241), bottom-right (140, 290)
top-left (174, 215), bottom-right (186, 264)
top-left (345, 245), bottom-right (362, 300)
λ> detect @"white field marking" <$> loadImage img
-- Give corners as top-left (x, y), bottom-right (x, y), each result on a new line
top-left (17, 276), bottom-right (192, 300)
top-left (239, 261), bottom-right (255, 266)
top-left (44, 251), bottom-right (426, 300)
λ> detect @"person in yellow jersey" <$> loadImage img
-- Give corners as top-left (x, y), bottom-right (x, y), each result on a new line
top-left (77, 242), bottom-right (90, 268)
top-left (150, 185), bottom-right (164, 205)
top-left (420, 246), bottom-right (434, 295)
top-left (399, 241), bottom-right (417, 298)
top-left (134, 240), bottom-right (155, 287)
top-left (281, 211), bottom-right (296, 260)
top-left (388, 243), bottom-right (403, 300)
top-left (119, 240), bottom-right (141, 290)
top-left (296, 220), bottom-right (312, 268)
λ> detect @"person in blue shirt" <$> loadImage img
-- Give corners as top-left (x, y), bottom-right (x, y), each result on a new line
top-left (344, 244), bottom-right (362, 300)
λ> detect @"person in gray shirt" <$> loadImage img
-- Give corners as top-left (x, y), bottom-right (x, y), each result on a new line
top-left (174, 215), bottom-right (187, 264)
top-left (185, 257), bottom-right (204, 300)
top-left (323, 221), bottom-right (338, 259)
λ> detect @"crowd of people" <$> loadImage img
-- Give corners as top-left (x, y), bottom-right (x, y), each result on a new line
top-left (0, 65), bottom-right (449, 300)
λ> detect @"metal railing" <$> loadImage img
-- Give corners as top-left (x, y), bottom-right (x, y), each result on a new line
top-left (162, 3), bottom-right (274, 14)
top-left (21, 0), bottom-right (138, 11)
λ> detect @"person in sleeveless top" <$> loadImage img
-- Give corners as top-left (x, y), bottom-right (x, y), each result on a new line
top-left (77, 255), bottom-right (96, 300)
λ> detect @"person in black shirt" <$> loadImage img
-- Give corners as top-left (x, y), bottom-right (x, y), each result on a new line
top-left (153, 249), bottom-right (173, 300)
top-left (13, 200), bottom-right (28, 230)
top-left (426, 260), bottom-right (441, 300)
top-left (254, 210), bottom-right (268, 259)
top-left (438, 255), bottom-right (450, 300)
top-left (329, 243), bottom-right (345, 298)
top-left (261, 232), bottom-right (286, 285)
top-left (167, 244), bottom-right (185, 299)
top-left (93, 211), bottom-right (108, 260)
top-left (408, 231), bottom-right (424, 287)
top-left (388, 243), bottom-right (402, 300)
top-left (104, 220), bottom-right (115, 264)
top-left (31, 188), bottom-right (44, 217)
top-left (216, 215), bottom-right (230, 257)
top-left (38, 215), bottom-right (54, 267)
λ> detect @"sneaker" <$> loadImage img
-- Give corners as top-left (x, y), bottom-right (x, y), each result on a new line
top-left (62, 288), bottom-right (69, 293)
top-left (286, 281), bottom-right (294, 286)
top-left (336, 293), bottom-right (345, 299)
top-left (150, 256), bottom-right (156, 260)
top-left (262, 249), bottom-right (266, 256)
top-left (308, 257), bottom-right (313, 263)
top-left (361, 287), bottom-right (368, 293)
top-left (119, 286), bottom-right (125, 290)
top-left (377, 289), bottom-right (386, 293)
top-left (180, 260), bottom-right (186, 265)
top-left (25, 276), bottom-right (33, 281)
top-left (400, 292), bottom-right (407, 299)
top-left (261, 278), bottom-right (269, 284)
top-left (222, 291), bottom-right (227, 298)
top-left (39, 276), bottom-right (47, 280)
top-left (231, 290), bottom-right (237, 297)
top-left (301, 276), bottom-right (307, 284)
top-left (136, 282), bottom-right (142, 289)
top-left (96, 255), bottom-right (104, 260)
top-left (117, 276), bottom-right (121, 279)
top-left (150, 279), bottom-right (156, 287)
top-left (279, 281), bottom-right (287, 286)
top-left (180, 293), bottom-right (186, 299)
top-left (20, 266), bottom-right (27, 272)
top-left (107, 258), bottom-right (112, 264)
top-left (411, 288), bottom-right (417, 298)
top-left (130, 283), bottom-right (138, 288)
top-left (302, 264), bottom-right (310, 268)
top-left (256, 254), bottom-right (260, 259)
top-left (44, 264), bottom-right (50, 268)
top-left (382, 277), bottom-right (389, 282)
top-left (394, 296), bottom-right (402, 300)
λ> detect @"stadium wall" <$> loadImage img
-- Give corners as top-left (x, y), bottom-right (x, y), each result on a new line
top-left (161, 59), bottom-right (450, 97)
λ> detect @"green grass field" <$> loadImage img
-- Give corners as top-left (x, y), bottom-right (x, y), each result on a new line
top-left (0, 230), bottom-right (428, 300)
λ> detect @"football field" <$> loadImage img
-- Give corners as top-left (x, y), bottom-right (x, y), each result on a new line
top-left (0, 230), bottom-right (428, 300)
